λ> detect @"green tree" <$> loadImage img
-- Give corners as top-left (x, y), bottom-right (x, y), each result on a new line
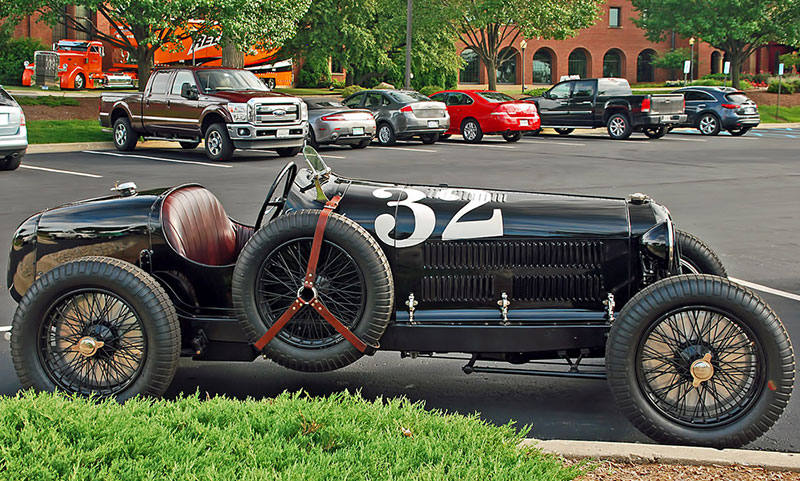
top-left (631, 0), bottom-right (800, 88)
top-left (440, 0), bottom-right (602, 90)
top-left (652, 47), bottom-right (690, 80)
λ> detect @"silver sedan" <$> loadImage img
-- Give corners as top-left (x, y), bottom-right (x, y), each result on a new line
top-left (0, 88), bottom-right (27, 171)
top-left (303, 97), bottom-right (376, 149)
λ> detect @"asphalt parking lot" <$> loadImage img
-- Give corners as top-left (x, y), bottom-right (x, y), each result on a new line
top-left (1, 128), bottom-right (798, 451)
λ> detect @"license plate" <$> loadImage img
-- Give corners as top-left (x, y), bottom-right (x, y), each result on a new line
top-left (427, 120), bottom-right (439, 128)
top-left (520, 119), bottom-right (529, 126)
top-left (277, 129), bottom-right (289, 138)
top-left (0, 114), bottom-right (7, 126)
top-left (352, 126), bottom-right (365, 136)
top-left (745, 107), bottom-right (755, 114)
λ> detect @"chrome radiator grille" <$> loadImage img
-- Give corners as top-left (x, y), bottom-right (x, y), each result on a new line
top-left (255, 103), bottom-right (298, 123)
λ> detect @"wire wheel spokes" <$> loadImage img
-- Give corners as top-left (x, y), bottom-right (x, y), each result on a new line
top-left (637, 307), bottom-right (763, 426)
top-left (39, 290), bottom-right (146, 396)
top-left (257, 238), bottom-right (366, 348)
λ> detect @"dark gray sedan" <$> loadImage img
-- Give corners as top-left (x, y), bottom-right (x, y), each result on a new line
top-left (303, 98), bottom-right (376, 149)
top-left (671, 86), bottom-right (759, 136)
top-left (343, 89), bottom-right (450, 146)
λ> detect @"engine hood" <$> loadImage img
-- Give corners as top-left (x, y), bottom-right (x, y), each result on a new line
top-left (205, 91), bottom-right (297, 103)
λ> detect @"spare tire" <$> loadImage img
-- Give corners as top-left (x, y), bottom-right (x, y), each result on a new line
top-left (232, 210), bottom-right (394, 372)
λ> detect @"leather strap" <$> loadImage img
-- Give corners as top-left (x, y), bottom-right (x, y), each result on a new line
top-left (304, 195), bottom-right (341, 287)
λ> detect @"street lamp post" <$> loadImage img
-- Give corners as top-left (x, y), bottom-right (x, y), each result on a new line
top-left (520, 39), bottom-right (527, 93)
top-left (689, 37), bottom-right (695, 82)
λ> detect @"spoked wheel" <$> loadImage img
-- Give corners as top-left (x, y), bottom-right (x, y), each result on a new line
top-left (607, 275), bottom-right (794, 448)
top-left (11, 257), bottom-right (180, 401)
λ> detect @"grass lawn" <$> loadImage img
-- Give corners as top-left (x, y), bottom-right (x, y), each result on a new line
top-left (758, 105), bottom-right (800, 123)
top-left (16, 96), bottom-right (79, 107)
top-left (27, 119), bottom-right (111, 144)
top-left (276, 87), bottom-right (343, 96)
top-left (0, 391), bottom-right (585, 480)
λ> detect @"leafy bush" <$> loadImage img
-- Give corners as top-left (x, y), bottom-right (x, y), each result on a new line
top-left (701, 73), bottom-right (726, 81)
top-left (419, 85), bottom-right (444, 97)
top-left (340, 85), bottom-right (364, 98)
top-left (297, 57), bottom-right (332, 88)
top-left (768, 78), bottom-right (799, 94)
top-left (653, 48), bottom-right (690, 71)
top-left (743, 72), bottom-right (771, 84)
top-left (0, 36), bottom-right (46, 86)
top-left (330, 79), bottom-right (345, 89)
top-left (523, 87), bottom-right (549, 97)
top-left (0, 391), bottom-right (583, 481)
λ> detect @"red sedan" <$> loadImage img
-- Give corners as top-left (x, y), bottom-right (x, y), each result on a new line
top-left (430, 90), bottom-right (540, 143)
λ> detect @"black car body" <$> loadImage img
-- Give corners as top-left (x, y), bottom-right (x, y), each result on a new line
top-left (671, 86), bottom-right (760, 136)
top-left (6, 150), bottom-right (793, 449)
top-left (524, 78), bottom-right (687, 139)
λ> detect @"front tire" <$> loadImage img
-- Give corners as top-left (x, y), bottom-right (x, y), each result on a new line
top-left (607, 113), bottom-right (632, 140)
top-left (461, 119), bottom-right (483, 143)
top-left (607, 274), bottom-right (794, 448)
top-left (728, 126), bottom-right (751, 137)
top-left (73, 73), bottom-right (86, 90)
top-left (677, 230), bottom-right (727, 277)
top-left (204, 123), bottom-right (234, 161)
top-left (10, 257), bottom-right (180, 401)
top-left (276, 147), bottom-right (301, 157)
top-left (698, 113), bottom-right (721, 136)
top-left (503, 131), bottom-right (522, 142)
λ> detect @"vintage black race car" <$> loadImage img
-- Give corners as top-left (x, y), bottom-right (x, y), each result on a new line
top-left (6, 148), bottom-right (794, 448)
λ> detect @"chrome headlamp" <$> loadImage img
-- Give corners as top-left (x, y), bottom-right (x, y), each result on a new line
top-left (299, 101), bottom-right (308, 121)
top-left (641, 220), bottom-right (675, 269)
top-left (227, 103), bottom-right (249, 123)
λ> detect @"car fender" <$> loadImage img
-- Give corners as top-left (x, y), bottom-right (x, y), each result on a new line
top-left (603, 99), bottom-right (631, 122)
top-left (200, 106), bottom-right (231, 134)
top-left (66, 67), bottom-right (87, 89)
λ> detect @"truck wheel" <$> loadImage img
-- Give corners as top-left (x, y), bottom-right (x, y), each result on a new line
top-left (179, 141), bottom-right (200, 149)
top-left (204, 123), bottom-right (234, 161)
top-left (420, 133), bottom-right (439, 144)
top-left (1, 152), bottom-right (23, 171)
top-left (698, 113), bottom-right (721, 136)
top-left (503, 131), bottom-right (522, 142)
top-left (73, 73), bottom-right (86, 90)
top-left (377, 123), bottom-right (397, 146)
top-left (607, 274), bottom-right (794, 448)
top-left (643, 126), bottom-right (667, 139)
top-left (676, 230), bottom-right (727, 277)
top-left (233, 210), bottom-right (394, 372)
top-left (113, 117), bottom-right (138, 152)
top-left (554, 128), bottom-right (574, 136)
top-left (10, 257), bottom-right (180, 401)
top-left (276, 147), bottom-right (301, 157)
top-left (461, 119), bottom-right (483, 143)
top-left (607, 113), bottom-right (632, 140)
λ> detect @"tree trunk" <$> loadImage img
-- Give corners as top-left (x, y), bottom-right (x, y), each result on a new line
top-left (136, 47), bottom-right (153, 92)
top-left (221, 36), bottom-right (245, 68)
top-left (486, 58), bottom-right (497, 91)
top-left (730, 54), bottom-right (741, 89)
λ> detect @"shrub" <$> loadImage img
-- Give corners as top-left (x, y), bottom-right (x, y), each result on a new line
top-left (419, 85), bottom-right (444, 97)
top-left (702, 73), bottom-right (726, 81)
top-left (330, 79), bottom-right (345, 89)
top-left (767, 78), bottom-right (798, 94)
top-left (523, 87), bottom-right (549, 97)
top-left (0, 36), bottom-right (46, 86)
top-left (297, 57), bottom-right (332, 88)
top-left (340, 85), bottom-right (364, 98)
top-left (743, 72), bottom-right (771, 84)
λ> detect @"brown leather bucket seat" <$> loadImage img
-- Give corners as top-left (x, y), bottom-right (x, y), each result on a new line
top-left (162, 186), bottom-right (253, 266)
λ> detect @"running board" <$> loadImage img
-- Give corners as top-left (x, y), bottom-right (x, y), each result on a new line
top-left (461, 352), bottom-right (607, 380)
top-left (141, 136), bottom-right (200, 143)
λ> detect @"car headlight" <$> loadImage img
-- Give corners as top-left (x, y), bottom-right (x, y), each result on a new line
top-left (300, 101), bottom-right (308, 121)
top-left (641, 220), bottom-right (675, 268)
top-left (227, 103), bottom-right (249, 123)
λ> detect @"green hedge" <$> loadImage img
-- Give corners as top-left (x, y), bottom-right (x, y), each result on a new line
top-left (767, 78), bottom-right (799, 94)
top-left (297, 57), bottom-right (332, 88)
top-left (0, 36), bottom-right (46, 86)
top-left (340, 85), bottom-right (364, 98)
top-left (419, 85), bottom-right (444, 97)
top-left (523, 87), bottom-right (549, 97)
top-left (0, 391), bottom-right (583, 481)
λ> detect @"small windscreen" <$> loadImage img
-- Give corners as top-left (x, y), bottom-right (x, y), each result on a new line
top-left (725, 93), bottom-right (749, 104)
top-left (57, 41), bottom-right (90, 52)
top-left (388, 91), bottom-right (430, 103)
top-left (305, 99), bottom-right (345, 109)
top-left (478, 92), bottom-right (514, 102)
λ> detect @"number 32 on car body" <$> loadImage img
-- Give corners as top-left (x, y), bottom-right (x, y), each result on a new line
top-left (372, 187), bottom-right (504, 248)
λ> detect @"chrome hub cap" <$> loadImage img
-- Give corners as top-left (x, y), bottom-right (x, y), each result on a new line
top-left (207, 130), bottom-right (222, 155)
top-left (690, 352), bottom-right (714, 388)
top-left (378, 126), bottom-right (390, 143)
top-left (610, 118), bottom-right (625, 136)
top-left (114, 124), bottom-right (127, 145)
top-left (77, 336), bottom-right (104, 357)
top-left (700, 116), bottom-right (716, 134)
top-left (463, 122), bottom-right (477, 140)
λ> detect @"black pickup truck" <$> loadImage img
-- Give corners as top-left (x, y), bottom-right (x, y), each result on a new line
top-left (524, 78), bottom-right (686, 140)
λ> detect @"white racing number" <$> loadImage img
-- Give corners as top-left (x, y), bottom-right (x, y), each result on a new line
top-left (372, 187), bottom-right (503, 247)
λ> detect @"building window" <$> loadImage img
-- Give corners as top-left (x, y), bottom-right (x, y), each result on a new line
top-left (532, 49), bottom-right (553, 84)
top-left (497, 47), bottom-right (518, 84)
top-left (460, 48), bottom-right (480, 83)
top-left (603, 49), bottom-right (623, 77)
top-left (637, 49), bottom-right (656, 82)
top-left (710, 51), bottom-right (721, 74)
top-left (52, 7), bottom-right (68, 43)
top-left (331, 58), bottom-right (343, 74)
top-left (569, 49), bottom-right (588, 78)
top-left (72, 6), bottom-right (93, 40)
top-left (609, 7), bottom-right (621, 28)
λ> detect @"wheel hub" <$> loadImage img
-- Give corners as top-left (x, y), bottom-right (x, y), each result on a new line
top-left (690, 353), bottom-right (714, 387)
top-left (77, 336), bottom-right (105, 357)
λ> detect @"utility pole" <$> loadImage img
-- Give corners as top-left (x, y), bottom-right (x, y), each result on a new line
top-left (405, 0), bottom-right (412, 89)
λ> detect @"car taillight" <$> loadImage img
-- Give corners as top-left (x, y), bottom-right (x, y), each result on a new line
top-left (321, 113), bottom-right (346, 121)
top-left (641, 98), bottom-right (651, 113)
top-left (400, 105), bottom-right (413, 113)
top-left (20, 112), bottom-right (26, 126)
top-left (721, 104), bottom-right (740, 109)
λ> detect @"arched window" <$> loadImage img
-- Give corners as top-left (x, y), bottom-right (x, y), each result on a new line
top-left (711, 51), bottom-right (721, 74)
top-left (532, 49), bottom-right (553, 84)
top-left (603, 49), bottom-right (623, 77)
top-left (497, 47), bottom-right (518, 84)
top-left (460, 48), bottom-right (480, 83)
top-left (637, 49), bottom-right (656, 83)
top-left (568, 49), bottom-right (588, 78)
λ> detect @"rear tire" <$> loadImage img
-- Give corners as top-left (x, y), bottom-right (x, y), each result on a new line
top-left (233, 210), bottom-right (394, 372)
top-left (607, 113), bottom-right (632, 140)
top-left (554, 128), bottom-right (574, 136)
top-left (351, 139), bottom-right (371, 149)
top-left (698, 113), bottom-right (721, 136)
top-left (677, 230), bottom-right (727, 277)
top-left (0, 153), bottom-right (23, 171)
top-left (728, 127), bottom-right (751, 136)
top-left (276, 147), bottom-right (301, 157)
top-left (10, 256), bottom-right (180, 401)
top-left (420, 133), bottom-right (439, 144)
top-left (113, 117), bottom-right (138, 152)
top-left (204, 123), bottom-right (234, 161)
top-left (376, 123), bottom-right (396, 146)
top-left (643, 126), bottom-right (667, 139)
top-left (461, 119), bottom-right (483, 143)
top-left (607, 274), bottom-right (794, 448)
top-left (503, 131), bottom-right (522, 142)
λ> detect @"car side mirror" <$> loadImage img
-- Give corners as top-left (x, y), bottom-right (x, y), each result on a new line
top-left (181, 83), bottom-right (198, 100)
top-left (542, 91), bottom-right (551, 99)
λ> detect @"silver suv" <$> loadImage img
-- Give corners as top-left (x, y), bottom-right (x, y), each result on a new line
top-left (343, 89), bottom-right (449, 146)
top-left (0, 88), bottom-right (27, 171)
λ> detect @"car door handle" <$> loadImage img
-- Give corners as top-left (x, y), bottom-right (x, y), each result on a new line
top-left (697, 104), bottom-right (706, 107)
top-left (166, 100), bottom-right (171, 107)
top-left (145, 98), bottom-right (150, 107)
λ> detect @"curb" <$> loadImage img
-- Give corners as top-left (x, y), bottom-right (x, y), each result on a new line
top-left (521, 439), bottom-right (800, 472)
top-left (27, 141), bottom-right (178, 154)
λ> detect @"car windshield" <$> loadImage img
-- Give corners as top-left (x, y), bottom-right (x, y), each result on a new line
top-left (57, 41), bottom-right (90, 52)
top-left (387, 91), bottom-right (430, 103)
top-left (478, 92), bottom-right (514, 103)
top-left (306, 99), bottom-right (346, 109)
top-left (196, 70), bottom-right (268, 93)
top-left (725, 92), bottom-right (749, 104)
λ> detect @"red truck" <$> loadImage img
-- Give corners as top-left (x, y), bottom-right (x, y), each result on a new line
top-left (99, 66), bottom-right (307, 161)
top-left (22, 40), bottom-right (136, 90)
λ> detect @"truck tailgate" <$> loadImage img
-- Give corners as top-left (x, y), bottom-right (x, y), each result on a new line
top-left (650, 94), bottom-right (684, 115)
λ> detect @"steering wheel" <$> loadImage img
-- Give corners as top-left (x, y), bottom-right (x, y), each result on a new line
top-left (255, 162), bottom-right (298, 230)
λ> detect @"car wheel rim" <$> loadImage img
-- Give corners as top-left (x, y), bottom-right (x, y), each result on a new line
top-left (464, 122), bottom-right (477, 140)
top-left (610, 118), bottom-right (625, 136)
top-left (39, 289), bottom-right (147, 396)
top-left (207, 131), bottom-right (222, 155)
top-left (700, 116), bottom-right (716, 134)
top-left (256, 238), bottom-right (366, 349)
top-left (75, 76), bottom-right (84, 89)
top-left (114, 124), bottom-right (127, 146)
top-left (636, 306), bottom-right (764, 427)
top-left (379, 126), bottom-right (390, 143)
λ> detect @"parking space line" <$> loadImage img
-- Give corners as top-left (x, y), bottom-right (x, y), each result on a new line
top-left (663, 137), bottom-right (706, 142)
top-left (730, 278), bottom-right (800, 303)
top-left (20, 164), bottom-right (103, 178)
top-left (442, 142), bottom-right (516, 149)
top-left (522, 139), bottom-right (586, 146)
top-left (0, 325), bottom-right (10, 332)
top-left (377, 146), bottom-right (437, 153)
top-left (83, 150), bottom-right (232, 168)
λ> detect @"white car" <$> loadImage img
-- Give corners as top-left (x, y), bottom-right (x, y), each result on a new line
top-left (0, 87), bottom-right (28, 171)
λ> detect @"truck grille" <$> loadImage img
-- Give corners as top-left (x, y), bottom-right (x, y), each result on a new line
top-left (34, 51), bottom-right (59, 87)
top-left (512, 275), bottom-right (603, 302)
top-left (413, 108), bottom-right (446, 119)
top-left (423, 240), bottom-right (604, 269)
top-left (255, 103), bottom-right (298, 123)
top-left (651, 96), bottom-right (684, 115)
top-left (421, 275), bottom-right (495, 303)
